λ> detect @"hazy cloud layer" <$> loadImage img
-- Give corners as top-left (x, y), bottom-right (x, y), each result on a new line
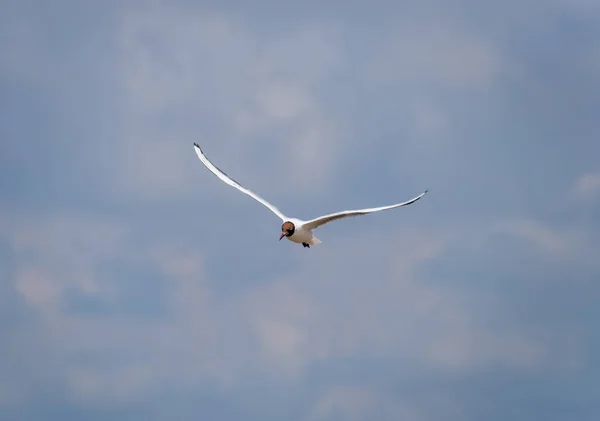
top-left (2, 1), bottom-right (599, 420)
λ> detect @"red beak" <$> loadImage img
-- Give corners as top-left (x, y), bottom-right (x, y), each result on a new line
top-left (279, 233), bottom-right (285, 241)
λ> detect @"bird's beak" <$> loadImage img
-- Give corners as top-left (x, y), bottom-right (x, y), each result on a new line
top-left (279, 233), bottom-right (285, 241)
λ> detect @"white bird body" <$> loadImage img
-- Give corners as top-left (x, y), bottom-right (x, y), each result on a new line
top-left (193, 143), bottom-right (427, 248)
top-left (283, 218), bottom-right (322, 246)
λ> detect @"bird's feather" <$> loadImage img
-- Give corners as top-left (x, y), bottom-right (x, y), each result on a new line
top-left (193, 143), bottom-right (288, 221)
top-left (301, 190), bottom-right (428, 230)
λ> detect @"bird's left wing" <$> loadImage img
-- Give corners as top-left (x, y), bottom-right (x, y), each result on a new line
top-left (193, 143), bottom-right (288, 221)
top-left (301, 190), bottom-right (428, 230)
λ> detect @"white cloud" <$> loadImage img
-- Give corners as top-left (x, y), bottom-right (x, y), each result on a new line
top-left (2, 213), bottom-right (490, 403)
top-left (9, 213), bottom-right (127, 319)
top-left (427, 329), bottom-right (545, 371)
top-left (496, 219), bottom-right (574, 255)
top-left (367, 26), bottom-right (503, 91)
top-left (110, 6), bottom-right (344, 200)
top-left (411, 101), bottom-right (449, 138)
top-left (3, 207), bottom-right (591, 410)
top-left (491, 217), bottom-right (599, 266)
top-left (574, 172), bottom-right (600, 200)
top-left (237, 228), bottom-right (548, 379)
top-left (3, 0), bottom-right (600, 418)
top-left (14, 268), bottom-right (61, 313)
top-left (67, 365), bottom-right (156, 405)
top-left (251, 83), bottom-right (315, 123)
top-left (306, 386), bottom-right (418, 421)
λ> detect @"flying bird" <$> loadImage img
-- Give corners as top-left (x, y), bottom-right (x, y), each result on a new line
top-left (193, 143), bottom-right (428, 248)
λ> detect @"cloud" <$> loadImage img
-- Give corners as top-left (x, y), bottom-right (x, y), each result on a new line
top-left (9, 213), bottom-right (127, 319)
top-left (488, 214), bottom-right (600, 268)
top-left (495, 219), bottom-right (576, 256)
top-left (111, 6), bottom-right (344, 201)
top-left (574, 172), bottom-right (600, 200)
top-left (2, 1), bottom-right (600, 420)
top-left (3, 192), bottom-right (598, 419)
top-left (3, 209), bottom-right (552, 411)
top-left (229, 227), bottom-right (550, 380)
top-left (367, 25), bottom-right (503, 91)
top-left (306, 386), bottom-right (418, 421)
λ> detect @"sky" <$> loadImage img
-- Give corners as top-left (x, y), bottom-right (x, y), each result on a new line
top-left (1, 0), bottom-right (600, 420)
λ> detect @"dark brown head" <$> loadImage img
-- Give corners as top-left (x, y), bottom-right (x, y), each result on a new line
top-left (279, 221), bottom-right (295, 241)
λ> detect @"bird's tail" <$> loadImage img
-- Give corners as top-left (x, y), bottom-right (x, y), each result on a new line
top-left (308, 236), bottom-right (321, 246)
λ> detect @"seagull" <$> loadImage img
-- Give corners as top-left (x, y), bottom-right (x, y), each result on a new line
top-left (193, 143), bottom-right (428, 248)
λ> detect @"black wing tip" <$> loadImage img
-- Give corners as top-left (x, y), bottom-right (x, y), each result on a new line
top-left (193, 143), bottom-right (206, 156)
top-left (424, 189), bottom-right (429, 194)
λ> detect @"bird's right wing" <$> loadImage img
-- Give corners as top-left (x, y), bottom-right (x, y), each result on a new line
top-left (301, 190), bottom-right (428, 230)
top-left (193, 143), bottom-right (287, 221)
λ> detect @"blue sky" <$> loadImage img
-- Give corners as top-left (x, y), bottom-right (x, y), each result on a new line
top-left (2, 0), bottom-right (600, 420)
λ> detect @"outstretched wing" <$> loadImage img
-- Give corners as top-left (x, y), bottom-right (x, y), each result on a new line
top-left (193, 143), bottom-right (287, 221)
top-left (301, 190), bottom-right (428, 230)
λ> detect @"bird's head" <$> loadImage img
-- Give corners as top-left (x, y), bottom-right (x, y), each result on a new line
top-left (280, 221), bottom-right (295, 241)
